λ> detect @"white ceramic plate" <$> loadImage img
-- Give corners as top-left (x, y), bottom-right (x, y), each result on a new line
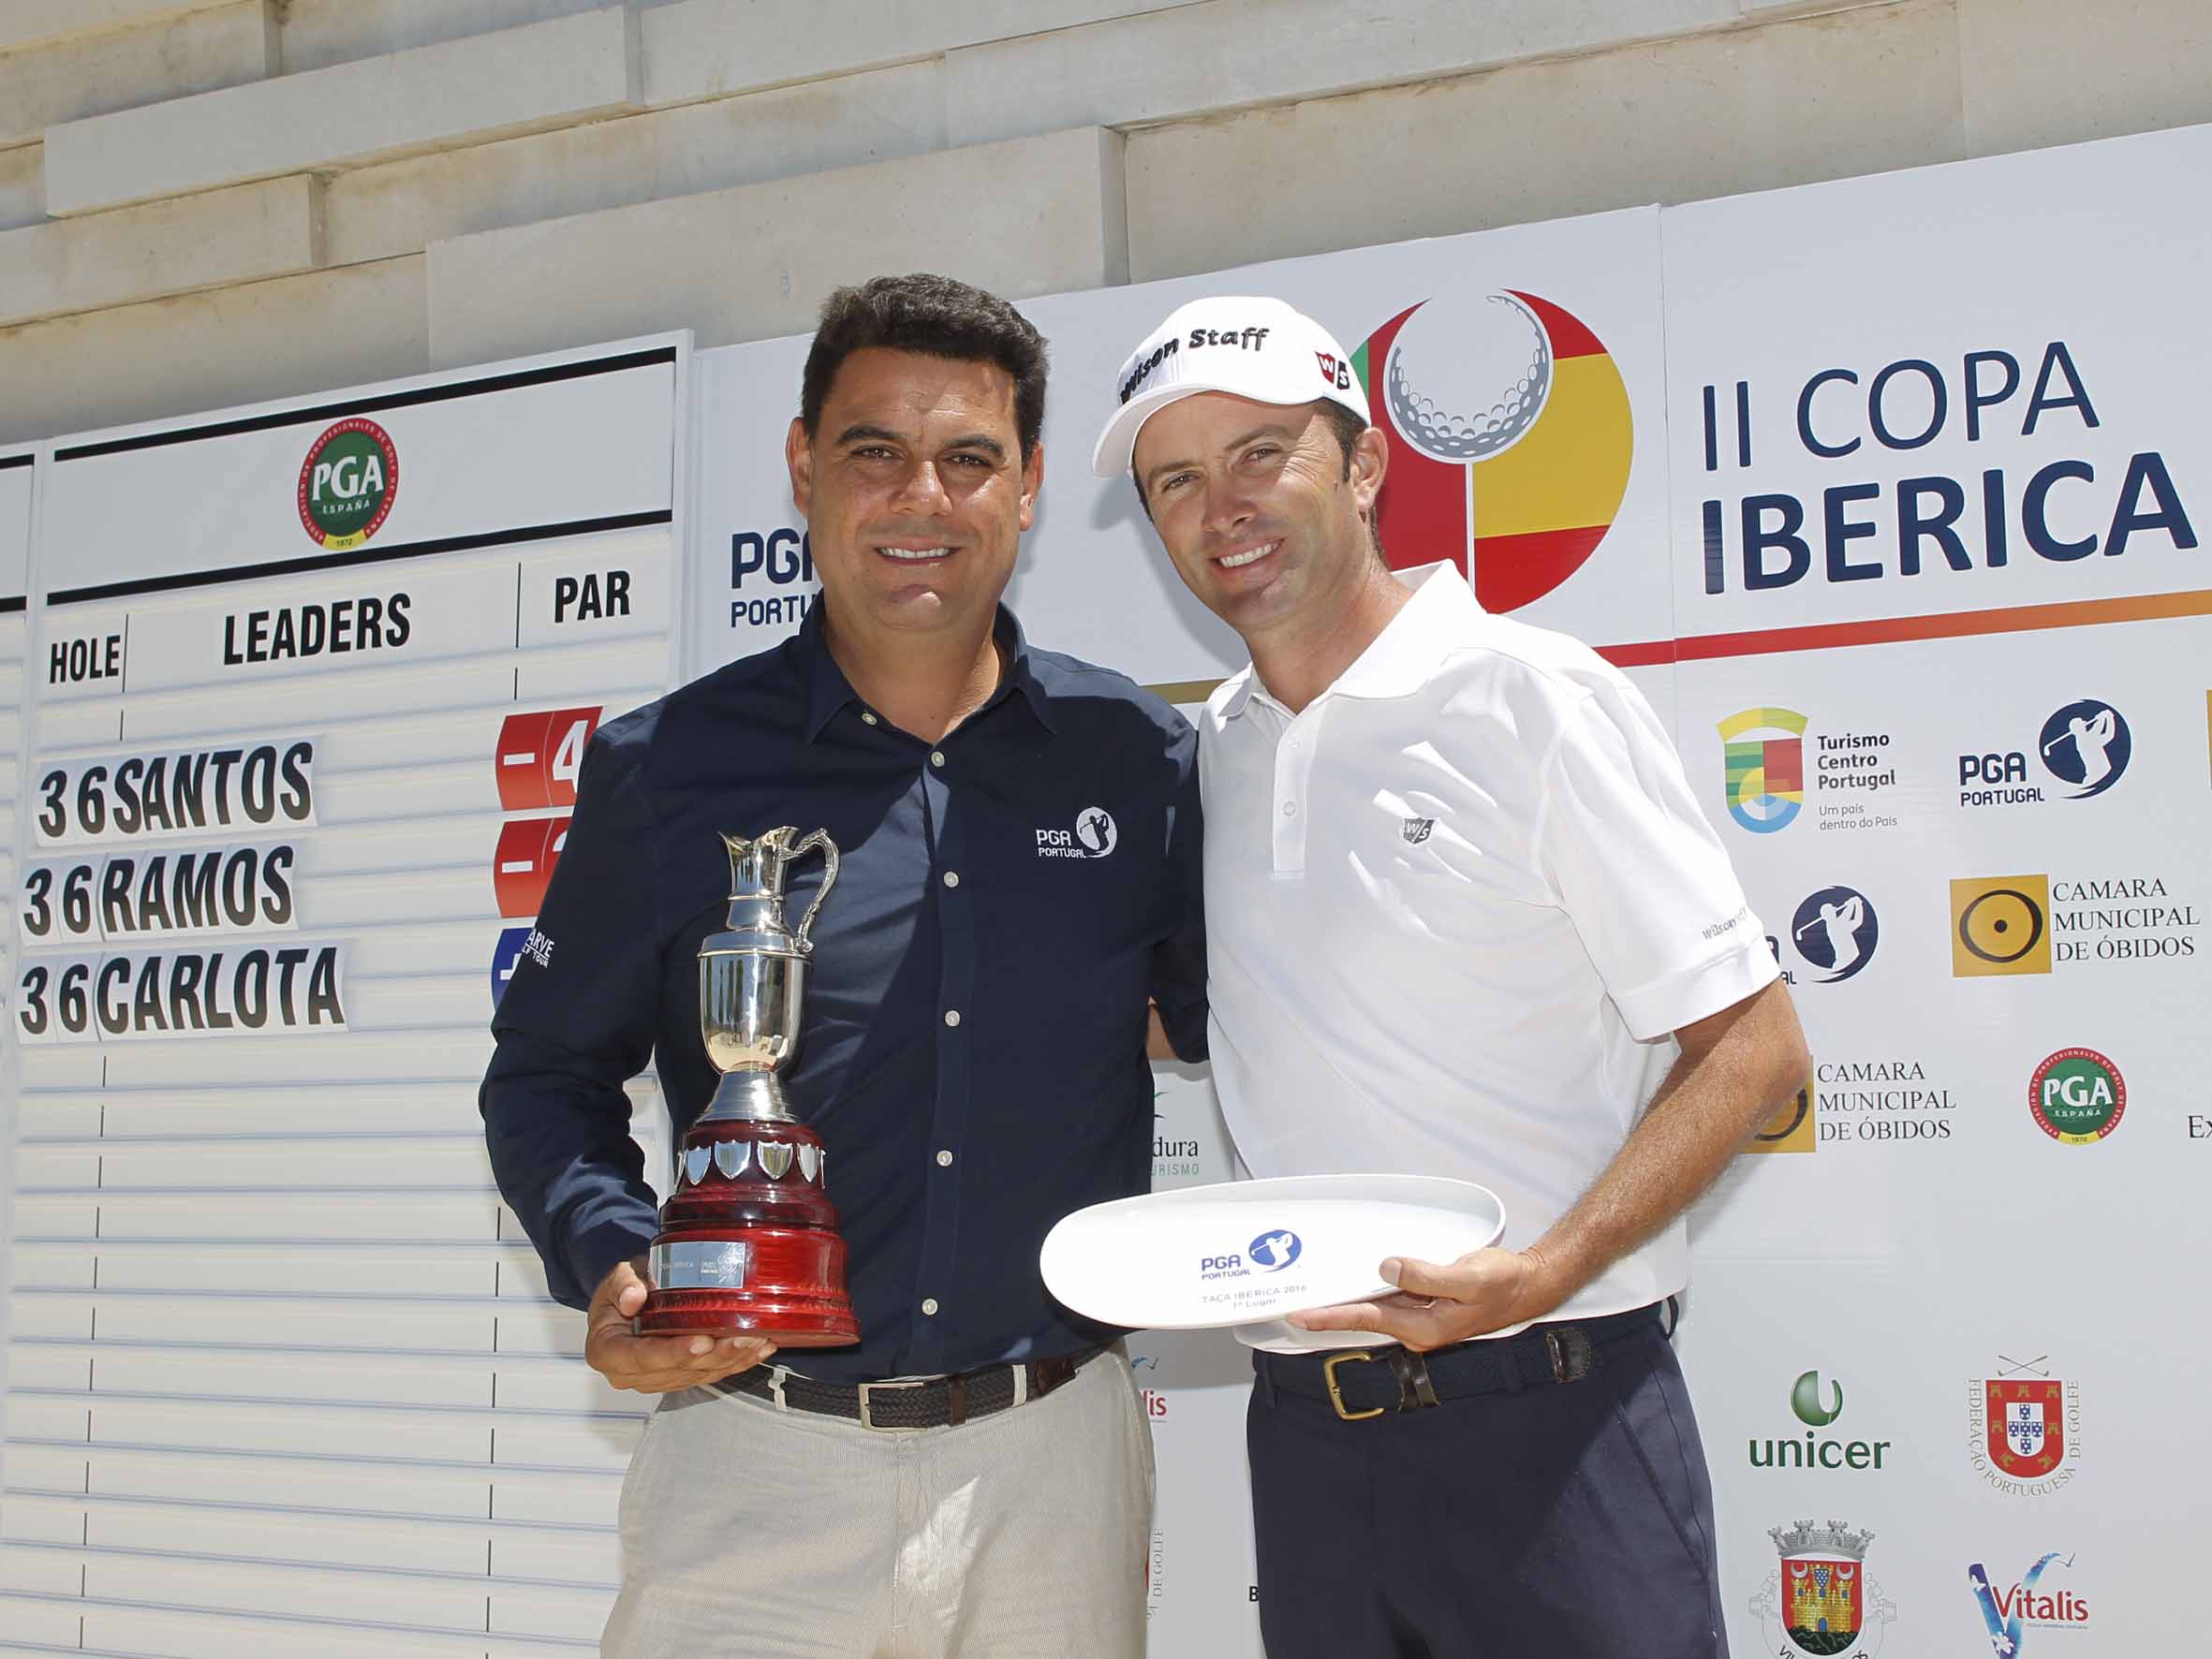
top-left (1040, 1173), bottom-right (1505, 1332)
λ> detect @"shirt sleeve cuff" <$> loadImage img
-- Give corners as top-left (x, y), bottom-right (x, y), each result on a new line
top-left (1156, 993), bottom-right (1209, 1064)
top-left (1612, 938), bottom-right (1781, 1043)
top-left (565, 1211), bottom-right (662, 1312)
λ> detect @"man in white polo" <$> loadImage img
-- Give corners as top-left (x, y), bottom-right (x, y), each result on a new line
top-left (1094, 296), bottom-right (1810, 1658)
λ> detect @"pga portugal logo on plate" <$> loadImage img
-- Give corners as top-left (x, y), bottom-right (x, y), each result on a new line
top-left (298, 418), bottom-right (398, 551)
top-left (1197, 1227), bottom-right (1302, 1282)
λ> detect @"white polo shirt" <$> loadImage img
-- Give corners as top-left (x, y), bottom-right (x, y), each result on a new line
top-left (1200, 563), bottom-right (1776, 1333)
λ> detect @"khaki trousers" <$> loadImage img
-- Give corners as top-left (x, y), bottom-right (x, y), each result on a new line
top-left (602, 1349), bottom-right (1154, 1658)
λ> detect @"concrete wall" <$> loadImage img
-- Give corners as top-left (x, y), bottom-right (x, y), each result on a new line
top-left (0, 0), bottom-right (2207, 440)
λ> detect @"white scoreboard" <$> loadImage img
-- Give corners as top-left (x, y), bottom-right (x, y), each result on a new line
top-left (1, 339), bottom-right (691, 1654)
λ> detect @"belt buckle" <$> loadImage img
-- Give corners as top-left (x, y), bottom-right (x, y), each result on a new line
top-left (1545, 1326), bottom-right (1594, 1384)
top-left (1321, 1352), bottom-right (1384, 1422)
top-left (856, 1377), bottom-right (928, 1431)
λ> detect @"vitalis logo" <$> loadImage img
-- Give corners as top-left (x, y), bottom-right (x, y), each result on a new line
top-left (1749, 1520), bottom-right (1895, 1655)
top-left (1356, 290), bottom-right (1631, 611)
top-left (1959, 697), bottom-right (2131, 808)
top-left (1969, 1355), bottom-right (2081, 1495)
top-left (297, 418), bottom-right (397, 551)
top-left (1128, 1356), bottom-right (1170, 1422)
top-left (1968, 1553), bottom-right (2088, 1654)
top-left (1785, 887), bottom-right (1879, 982)
top-left (1747, 1371), bottom-right (1893, 1472)
top-left (1036, 807), bottom-right (1117, 859)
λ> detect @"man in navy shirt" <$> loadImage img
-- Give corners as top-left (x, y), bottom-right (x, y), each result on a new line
top-left (482, 274), bottom-right (1205, 1657)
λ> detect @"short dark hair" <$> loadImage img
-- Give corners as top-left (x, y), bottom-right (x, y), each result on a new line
top-left (801, 273), bottom-right (1049, 460)
top-left (1133, 397), bottom-right (1385, 560)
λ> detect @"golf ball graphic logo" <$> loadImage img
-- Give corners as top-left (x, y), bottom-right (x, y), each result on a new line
top-left (1383, 292), bottom-right (1552, 463)
top-left (1358, 289), bottom-right (1632, 612)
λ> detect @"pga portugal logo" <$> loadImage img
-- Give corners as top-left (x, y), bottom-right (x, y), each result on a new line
top-left (1036, 807), bottom-right (1118, 859)
top-left (298, 418), bottom-right (398, 551)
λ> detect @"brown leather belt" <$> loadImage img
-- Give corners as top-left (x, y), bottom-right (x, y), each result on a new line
top-left (722, 1345), bottom-right (1105, 1431)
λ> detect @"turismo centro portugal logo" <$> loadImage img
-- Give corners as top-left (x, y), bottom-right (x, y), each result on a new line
top-left (1355, 290), bottom-right (1632, 611)
top-left (1719, 707), bottom-right (1807, 832)
top-left (298, 418), bottom-right (398, 551)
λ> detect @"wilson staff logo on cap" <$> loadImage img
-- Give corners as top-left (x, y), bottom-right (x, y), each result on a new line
top-left (1092, 295), bottom-right (1371, 477)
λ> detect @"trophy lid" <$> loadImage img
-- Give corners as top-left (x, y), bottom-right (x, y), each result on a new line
top-left (701, 828), bottom-right (837, 959)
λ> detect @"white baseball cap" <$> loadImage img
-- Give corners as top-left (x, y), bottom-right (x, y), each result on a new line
top-left (1091, 295), bottom-right (1370, 478)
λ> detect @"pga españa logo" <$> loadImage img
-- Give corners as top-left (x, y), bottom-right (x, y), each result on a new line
top-left (2028, 1048), bottom-right (2125, 1144)
top-left (298, 418), bottom-right (398, 551)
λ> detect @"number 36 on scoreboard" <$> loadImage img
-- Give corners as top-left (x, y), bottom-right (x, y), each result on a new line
top-left (494, 707), bottom-right (601, 812)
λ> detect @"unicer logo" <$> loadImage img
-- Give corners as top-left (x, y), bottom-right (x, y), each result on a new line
top-left (1036, 807), bottom-right (1119, 859)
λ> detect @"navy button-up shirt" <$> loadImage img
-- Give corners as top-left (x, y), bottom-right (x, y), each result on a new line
top-left (481, 603), bottom-right (1206, 1384)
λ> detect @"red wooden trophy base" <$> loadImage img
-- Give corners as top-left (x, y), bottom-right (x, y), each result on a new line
top-left (636, 1118), bottom-right (861, 1345)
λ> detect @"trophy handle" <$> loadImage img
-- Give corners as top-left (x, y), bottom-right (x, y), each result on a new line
top-left (789, 830), bottom-right (839, 948)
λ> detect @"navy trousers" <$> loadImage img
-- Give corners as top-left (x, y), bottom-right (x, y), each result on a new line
top-left (1246, 1312), bottom-right (1728, 1659)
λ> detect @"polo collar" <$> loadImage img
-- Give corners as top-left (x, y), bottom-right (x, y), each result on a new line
top-left (1217, 561), bottom-right (1474, 721)
top-left (798, 600), bottom-right (1055, 742)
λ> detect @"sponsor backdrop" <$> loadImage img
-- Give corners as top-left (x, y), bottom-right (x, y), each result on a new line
top-left (1, 120), bottom-right (2205, 1654)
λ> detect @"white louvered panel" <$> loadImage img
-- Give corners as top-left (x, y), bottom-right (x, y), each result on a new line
top-left (78, 1079), bottom-right (496, 1138)
top-left (7, 1197), bottom-right (100, 1244)
top-left (9, 1296), bottom-right (92, 1339)
top-left (29, 701), bottom-right (131, 750)
top-left (29, 1294), bottom-right (498, 1354)
top-left (22, 1133), bottom-right (492, 1191)
top-left (83, 1395), bottom-right (505, 1467)
top-left (4, 1490), bottom-right (618, 1585)
top-left (125, 659), bottom-right (527, 743)
top-left (11, 1331), bottom-right (634, 1410)
top-left (16, 1049), bottom-right (105, 1090)
top-left (98, 1030), bottom-right (492, 1089)
top-left (12, 1099), bottom-right (100, 1138)
top-left (0, 1592), bottom-right (605, 1656)
top-left (17, 1241), bottom-right (509, 1296)
top-left (36, 1190), bottom-right (499, 1241)
top-left (5, 1347), bottom-right (92, 1391)
top-left (9, 1336), bottom-right (573, 1405)
top-left (19, 1436), bottom-right (614, 1520)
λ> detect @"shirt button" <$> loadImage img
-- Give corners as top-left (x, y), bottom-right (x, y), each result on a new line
top-left (936, 1150), bottom-right (953, 1167)
top-left (861, 711), bottom-right (878, 726)
top-left (1282, 801), bottom-right (1298, 817)
top-left (930, 750), bottom-right (946, 768)
top-left (943, 1008), bottom-right (962, 1027)
top-left (922, 1298), bottom-right (939, 1316)
top-left (942, 871), bottom-right (960, 888)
